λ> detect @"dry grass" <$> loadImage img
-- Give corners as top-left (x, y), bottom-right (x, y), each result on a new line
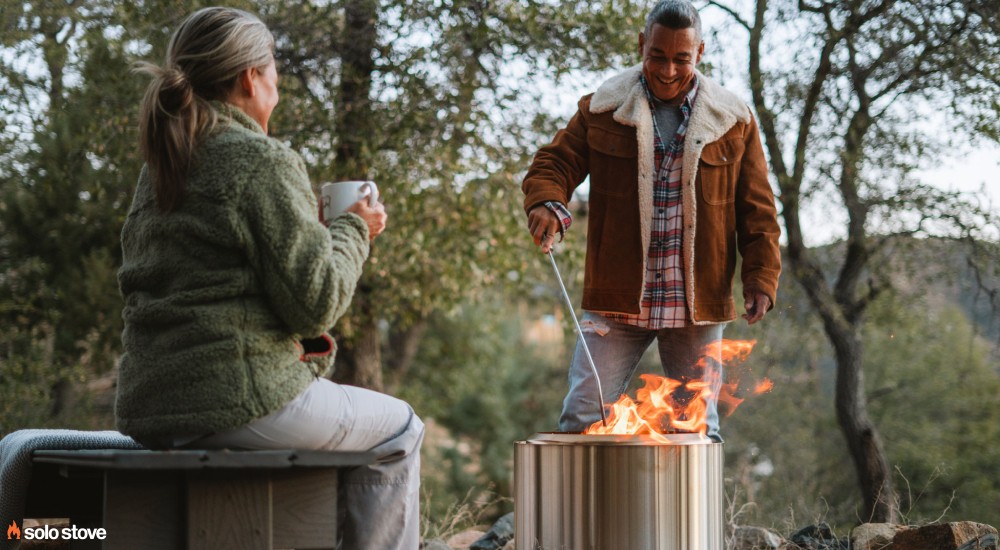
top-left (420, 486), bottom-right (510, 543)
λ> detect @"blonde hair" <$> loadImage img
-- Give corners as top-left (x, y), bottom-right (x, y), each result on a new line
top-left (135, 7), bottom-right (275, 211)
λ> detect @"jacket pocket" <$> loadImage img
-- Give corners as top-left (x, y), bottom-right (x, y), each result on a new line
top-left (698, 137), bottom-right (744, 205)
top-left (589, 127), bottom-right (637, 198)
top-left (298, 334), bottom-right (337, 377)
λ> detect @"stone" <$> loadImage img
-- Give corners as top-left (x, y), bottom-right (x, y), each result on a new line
top-left (851, 523), bottom-right (906, 550)
top-left (501, 540), bottom-right (515, 550)
top-left (470, 513), bottom-right (515, 550)
top-left (421, 539), bottom-right (452, 550)
top-left (732, 525), bottom-right (784, 549)
top-left (789, 523), bottom-right (849, 549)
top-left (446, 530), bottom-right (487, 550)
top-left (891, 522), bottom-right (998, 550)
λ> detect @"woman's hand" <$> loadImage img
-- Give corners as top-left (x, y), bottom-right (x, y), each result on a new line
top-left (345, 198), bottom-right (387, 241)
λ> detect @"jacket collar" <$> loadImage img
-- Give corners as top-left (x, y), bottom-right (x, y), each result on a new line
top-left (590, 65), bottom-right (750, 144)
top-left (211, 100), bottom-right (266, 135)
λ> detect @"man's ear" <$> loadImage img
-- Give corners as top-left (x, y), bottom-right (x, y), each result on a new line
top-left (638, 32), bottom-right (645, 57)
top-left (696, 41), bottom-right (705, 64)
top-left (238, 67), bottom-right (256, 98)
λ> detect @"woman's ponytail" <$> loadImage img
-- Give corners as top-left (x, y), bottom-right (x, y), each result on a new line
top-left (136, 63), bottom-right (214, 212)
top-left (134, 7), bottom-right (274, 212)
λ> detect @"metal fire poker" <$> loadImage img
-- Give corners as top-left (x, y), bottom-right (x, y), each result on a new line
top-left (546, 247), bottom-right (608, 427)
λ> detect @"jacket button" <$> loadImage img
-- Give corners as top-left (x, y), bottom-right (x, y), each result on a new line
top-left (722, 155), bottom-right (728, 161)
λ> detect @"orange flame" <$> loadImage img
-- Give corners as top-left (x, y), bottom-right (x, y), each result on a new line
top-left (7, 520), bottom-right (20, 540)
top-left (584, 339), bottom-right (768, 437)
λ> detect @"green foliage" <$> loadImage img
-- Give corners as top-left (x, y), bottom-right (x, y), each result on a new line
top-left (866, 299), bottom-right (1000, 524)
top-left (0, 1), bottom-right (148, 426)
top-left (1, 0), bottom-right (626, 425)
top-left (0, 325), bottom-right (62, 434)
top-left (719, 263), bottom-right (1000, 530)
top-left (396, 296), bottom-right (569, 521)
top-left (263, 0), bottom-right (645, 335)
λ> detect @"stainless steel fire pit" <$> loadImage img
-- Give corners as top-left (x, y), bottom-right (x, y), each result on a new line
top-left (514, 433), bottom-right (723, 550)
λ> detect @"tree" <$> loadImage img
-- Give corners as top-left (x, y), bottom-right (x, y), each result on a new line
top-left (0, 0), bottom-right (140, 421)
top-left (708, 0), bottom-right (1000, 521)
top-left (0, 0), bottom-right (646, 424)
top-left (262, 0), bottom-right (647, 391)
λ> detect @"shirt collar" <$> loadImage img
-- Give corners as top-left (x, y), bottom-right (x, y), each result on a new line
top-left (639, 74), bottom-right (700, 114)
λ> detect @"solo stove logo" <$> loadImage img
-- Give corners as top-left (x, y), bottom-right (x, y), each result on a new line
top-left (6, 519), bottom-right (106, 541)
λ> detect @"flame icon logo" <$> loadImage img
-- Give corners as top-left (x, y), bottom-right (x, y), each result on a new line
top-left (6, 520), bottom-right (20, 540)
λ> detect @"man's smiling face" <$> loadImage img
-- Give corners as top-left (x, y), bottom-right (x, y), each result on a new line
top-left (639, 23), bottom-right (704, 102)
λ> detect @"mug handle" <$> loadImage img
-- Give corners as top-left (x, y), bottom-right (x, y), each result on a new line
top-left (361, 181), bottom-right (379, 207)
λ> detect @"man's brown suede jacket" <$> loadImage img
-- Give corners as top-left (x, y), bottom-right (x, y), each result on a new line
top-left (523, 66), bottom-right (781, 323)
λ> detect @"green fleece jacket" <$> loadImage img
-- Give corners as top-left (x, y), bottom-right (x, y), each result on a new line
top-left (116, 102), bottom-right (369, 442)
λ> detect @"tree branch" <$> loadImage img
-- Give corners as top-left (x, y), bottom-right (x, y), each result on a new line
top-left (790, 31), bottom-right (840, 186)
top-left (749, 0), bottom-right (846, 331)
top-left (702, 1), bottom-right (750, 31)
top-left (748, 0), bottom-right (787, 182)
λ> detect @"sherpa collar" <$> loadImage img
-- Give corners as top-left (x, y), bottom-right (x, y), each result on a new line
top-left (590, 65), bottom-right (749, 135)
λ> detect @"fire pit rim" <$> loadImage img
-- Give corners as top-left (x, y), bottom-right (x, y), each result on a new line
top-left (520, 431), bottom-right (716, 446)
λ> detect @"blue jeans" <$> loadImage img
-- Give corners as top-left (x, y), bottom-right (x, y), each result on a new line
top-left (558, 312), bottom-right (726, 441)
top-left (185, 378), bottom-right (424, 550)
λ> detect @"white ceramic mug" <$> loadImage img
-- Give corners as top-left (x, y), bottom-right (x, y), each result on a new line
top-left (321, 180), bottom-right (379, 220)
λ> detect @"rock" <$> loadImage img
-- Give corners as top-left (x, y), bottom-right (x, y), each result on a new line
top-left (470, 513), bottom-right (515, 550)
top-left (446, 530), bottom-right (487, 550)
top-left (501, 540), bottom-right (515, 550)
top-left (421, 539), bottom-right (452, 550)
top-left (891, 522), bottom-right (998, 550)
top-left (789, 523), bottom-right (848, 549)
top-left (851, 523), bottom-right (906, 550)
top-left (732, 525), bottom-right (784, 549)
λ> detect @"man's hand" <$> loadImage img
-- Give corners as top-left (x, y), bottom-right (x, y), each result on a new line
top-left (527, 205), bottom-right (561, 253)
top-left (742, 292), bottom-right (772, 325)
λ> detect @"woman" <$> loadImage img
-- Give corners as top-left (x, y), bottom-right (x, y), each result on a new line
top-left (115, 7), bottom-right (423, 549)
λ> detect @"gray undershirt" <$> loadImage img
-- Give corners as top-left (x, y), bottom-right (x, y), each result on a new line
top-left (650, 95), bottom-right (683, 147)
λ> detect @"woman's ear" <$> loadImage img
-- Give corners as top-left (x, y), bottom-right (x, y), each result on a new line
top-left (238, 67), bottom-right (257, 98)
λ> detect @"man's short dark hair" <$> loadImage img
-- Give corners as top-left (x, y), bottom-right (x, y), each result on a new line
top-left (644, 0), bottom-right (703, 42)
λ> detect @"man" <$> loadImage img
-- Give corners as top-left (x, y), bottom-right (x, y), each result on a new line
top-left (522, 0), bottom-right (781, 441)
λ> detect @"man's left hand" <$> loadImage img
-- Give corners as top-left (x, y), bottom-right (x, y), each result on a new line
top-left (742, 292), bottom-right (772, 325)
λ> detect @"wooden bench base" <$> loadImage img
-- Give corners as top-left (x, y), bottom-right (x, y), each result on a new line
top-left (25, 449), bottom-right (375, 550)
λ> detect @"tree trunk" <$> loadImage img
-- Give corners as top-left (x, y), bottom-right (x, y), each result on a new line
top-left (825, 320), bottom-right (898, 522)
top-left (335, 0), bottom-right (377, 174)
top-left (331, 0), bottom-right (381, 389)
top-left (744, 0), bottom-right (900, 522)
top-left (384, 317), bottom-right (429, 393)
